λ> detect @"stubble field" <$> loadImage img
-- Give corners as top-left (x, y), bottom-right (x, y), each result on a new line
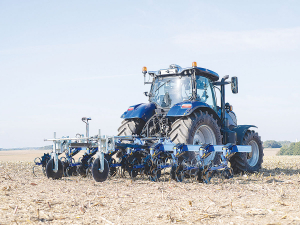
top-left (0, 150), bottom-right (300, 225)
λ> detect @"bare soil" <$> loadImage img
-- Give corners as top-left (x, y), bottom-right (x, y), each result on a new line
top-left (1, 153), bottom-right (300, 225)
top-left (0, 150), bottom-right (52, 162)
top-left (263, 148), bottom-right (281, 157)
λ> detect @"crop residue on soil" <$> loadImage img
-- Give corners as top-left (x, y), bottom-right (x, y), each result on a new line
top-left (1, 156), bottom-right (300, 224)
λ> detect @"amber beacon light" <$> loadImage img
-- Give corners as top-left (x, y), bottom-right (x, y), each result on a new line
top-left (142, 66), bottom-right (147, 73)
top-left (192, 62), bottom-right (197, 67)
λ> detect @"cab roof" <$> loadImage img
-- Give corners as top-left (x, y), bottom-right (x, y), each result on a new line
top-left (148, 64), bottom-right (219, 82)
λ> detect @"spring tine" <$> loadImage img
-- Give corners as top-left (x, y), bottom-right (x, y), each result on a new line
top-left (32, 166), bottom-right (37, 177)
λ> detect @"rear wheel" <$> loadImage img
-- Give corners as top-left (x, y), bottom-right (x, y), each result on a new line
top-left (117, 119), bottom-right (145, 136)
top-left (230, 130), bottom-right (263, 174)
top-left (168, 110), bottom-right (222, 165)
top-left (117, 119), bottom-right (145, 158)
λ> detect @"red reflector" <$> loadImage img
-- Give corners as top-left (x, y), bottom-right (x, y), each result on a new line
top-left (128, 107), bottom-right (134, 111)
top-left (181, 104), bottom-right (192, 109)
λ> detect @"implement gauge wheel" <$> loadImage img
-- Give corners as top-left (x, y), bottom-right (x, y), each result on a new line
top-left (92, 158), bottom-right (109, 182)
top-left (230, 130), bottom-right (264, 174)
top-left (46, 158), bottom-right (64, 179)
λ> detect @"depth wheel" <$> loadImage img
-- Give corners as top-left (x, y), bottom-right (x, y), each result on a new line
top-left (92, 158), bottom-right (109, 182)
top-left (46, 158), bottom-right (64, 179)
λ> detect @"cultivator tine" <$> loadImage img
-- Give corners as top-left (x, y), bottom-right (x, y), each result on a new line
top-left (32, 154), bottom-right (51, 177)
top-left (32, 166), bottom-right (38, 177)
top-left (33, 157), bottom-right (42, 177)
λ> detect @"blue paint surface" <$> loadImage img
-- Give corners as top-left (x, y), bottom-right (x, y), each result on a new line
top-left (121, 102), bottom-right (156, 122)
top-left (167, 101), bottom-right (212, 117)
top-left (232, 125), bottom-right (257, 144)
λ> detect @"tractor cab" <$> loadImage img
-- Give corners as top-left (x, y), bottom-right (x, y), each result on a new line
top-left (148, 73), bottom-right (216, 110)
top-left (145, 63), bottom-right (218, 112)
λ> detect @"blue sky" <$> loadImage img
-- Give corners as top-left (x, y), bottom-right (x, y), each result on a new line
top-left (1, 0), bottom-right (300, 148)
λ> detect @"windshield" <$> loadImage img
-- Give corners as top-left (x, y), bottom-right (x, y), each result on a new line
top-left (149, 75), bottom-right (216, 109)
top-left (149, 76), bottom-right (192, 107)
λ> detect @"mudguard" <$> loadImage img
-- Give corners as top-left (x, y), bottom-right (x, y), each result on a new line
top-left (232, 125), bottom-right (257, 145)
top-left (217, 109), bottom-right (237, 127)
top-left (167, 101), bottom-right (214, 117)
top-left (121, 103), bottom-right (156, 122)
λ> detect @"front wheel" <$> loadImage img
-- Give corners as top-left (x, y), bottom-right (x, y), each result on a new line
top-left (230, 130), bottom-right (264, 174)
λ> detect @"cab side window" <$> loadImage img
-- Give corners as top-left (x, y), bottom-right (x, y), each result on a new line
top-left (196, 76), bottom-right (215, 108)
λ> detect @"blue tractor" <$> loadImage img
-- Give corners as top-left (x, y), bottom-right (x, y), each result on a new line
top-left (118, 62), bottom-right (263, 174)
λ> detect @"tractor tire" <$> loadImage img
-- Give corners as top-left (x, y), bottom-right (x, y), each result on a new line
top-left (46, 158), bottom-right (64, 179)
top-left (168, 110), bottom-right (222, 165)
top-left (230, 130), bottom-right (263, 174)
top-left (117, 119), bottom-right (145, 136)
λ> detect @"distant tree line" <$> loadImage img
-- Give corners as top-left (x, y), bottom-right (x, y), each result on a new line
top-left (39, 145), bottom-right (53, 150)
top-left (263, 140), bottom-right (291, 148)
top-left (278, 142), bottom-right (300, 155)
top-left (0, 145), bottom-right (52, 151)
top-left (263, 140), bottom-right (300, 155)
top-left (263, 140), bottom-right (281, 148)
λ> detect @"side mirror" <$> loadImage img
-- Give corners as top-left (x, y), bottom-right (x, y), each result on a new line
top-left (144, 92), bottom-right (148, 96)
top-left (231, 77), bottom-right (238, 94)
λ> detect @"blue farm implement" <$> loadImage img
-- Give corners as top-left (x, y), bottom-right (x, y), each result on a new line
top-left (34, 117), bottom-right (252, 183)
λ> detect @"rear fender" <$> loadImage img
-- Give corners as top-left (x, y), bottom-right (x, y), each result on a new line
top-left (167, 101), bottom-right (220, 121)
top-left (232, 125), bottom-right (257, 145)
top-left (121, 103), bottom-right (156, 122)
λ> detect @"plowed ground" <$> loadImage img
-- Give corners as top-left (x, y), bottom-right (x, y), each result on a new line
top-left (1, 155), bottom-right (300, 225)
